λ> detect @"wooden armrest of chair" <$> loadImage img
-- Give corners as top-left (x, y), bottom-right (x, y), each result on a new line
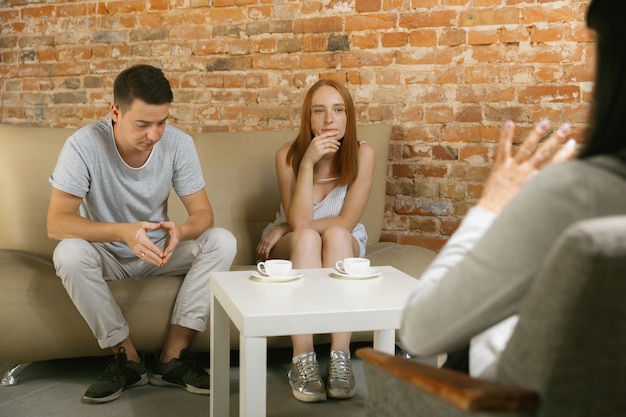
top-left (356, 347), bottom-right (539, 412)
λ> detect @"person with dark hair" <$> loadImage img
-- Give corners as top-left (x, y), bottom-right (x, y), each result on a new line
top-left (400, 0), bottom-right (625, 379)
top-left (47, 64), bottom-right (236, 403)
top-left (256, 79), bottom-right (376, 402)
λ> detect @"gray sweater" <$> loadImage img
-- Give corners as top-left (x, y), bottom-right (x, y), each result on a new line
top-left (400, 155), bottom-right (626, 377)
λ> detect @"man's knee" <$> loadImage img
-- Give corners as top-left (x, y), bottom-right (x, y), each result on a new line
top-left (201, 227), bottom-right (237, 257)
top-left (53, 238), bottom-right (102, 285)
top-left (53, 238), bottom-right (99, 270)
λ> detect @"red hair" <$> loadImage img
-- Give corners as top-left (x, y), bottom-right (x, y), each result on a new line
top-left (287, 79), bottom-right (359, 186)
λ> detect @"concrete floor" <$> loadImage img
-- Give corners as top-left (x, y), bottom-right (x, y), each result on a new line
top-left (0, 345), bottom-right (373, 417)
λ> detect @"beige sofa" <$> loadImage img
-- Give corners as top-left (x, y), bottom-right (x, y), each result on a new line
top-left (0, 122), bottom-right (437, 385)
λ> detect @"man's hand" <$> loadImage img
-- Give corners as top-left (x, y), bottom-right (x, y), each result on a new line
top-left (160, 221), bottom-right (182, 266)
top-left (128, 221), bottom-right (167, 267)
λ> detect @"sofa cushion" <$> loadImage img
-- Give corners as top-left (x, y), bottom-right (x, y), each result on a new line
top-left (0, 124), bottom-right (74, 258)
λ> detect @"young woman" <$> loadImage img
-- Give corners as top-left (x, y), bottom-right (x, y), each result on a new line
top-left (256, 79), bottom-right (375, 402)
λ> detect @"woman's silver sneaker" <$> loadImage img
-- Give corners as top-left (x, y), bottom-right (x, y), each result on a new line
top-left (326, 350), bottom-right (356, 399)
top-left (288, 352), bottom-right (327, 402)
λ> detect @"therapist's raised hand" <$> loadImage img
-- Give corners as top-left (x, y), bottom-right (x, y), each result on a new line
top-left (477, 119), bottom-right (577, 214)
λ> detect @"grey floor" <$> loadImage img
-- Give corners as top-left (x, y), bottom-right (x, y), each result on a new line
top-left (0, 344), bottom-right (376, 417)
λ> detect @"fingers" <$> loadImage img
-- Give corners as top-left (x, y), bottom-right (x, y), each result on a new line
top-left (529, 123), bottom-right (571, 167)
top-left (312, 132), bottom-right (341, 153)
top-left (137, 248), bottom-right (160, 266)
top-left (513, 119), bottom-right (549, 163)
top-left (552, 138), bottom-right (578, 163)
top-left (495, 120), bottom-right (515, 166)
top-left (256, 242), bottom-right (270, 261)
top-left (509, 120), bottom-right (574, 168)
top-left (134, 238), bottom-right (165, 265)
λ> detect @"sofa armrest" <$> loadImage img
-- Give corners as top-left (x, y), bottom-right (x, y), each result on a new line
top-left (365, 242), bottom-right (438, 278)
top-left (356, 347), bottom-right (539, 412)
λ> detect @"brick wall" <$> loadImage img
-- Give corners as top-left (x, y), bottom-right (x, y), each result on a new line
top-left (0, 0), bottom-right (594, 251)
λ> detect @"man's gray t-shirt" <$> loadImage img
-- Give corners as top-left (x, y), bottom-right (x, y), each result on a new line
top-left (49, 117), bottom-right (205, 259)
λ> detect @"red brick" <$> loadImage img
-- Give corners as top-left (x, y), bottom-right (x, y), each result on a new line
top-left (459, 7), bottom-right (519, 27)
top-left (56, 4), bottom-right (88, 17)
top-left (356, 0), bottom-right (380, 13)
top-left (459, 144), bottom-right (490, 164)
top-left (440, 217), bottom-right (461, 236)
top-left (381, 32), bottom-right (408, 48)
top-left (301, 1), bottom-right (323, 14)
top-left (439, 28), bottom-right (466, 46)
top-left (408, 29), bottom-right (437, 47)
top-left (341, 51), bottom-right (393, 68)
top-left (400, 11), bottom-right (456, 29)
top-left (302, 36), bottom-right (327, 52)
top-left (383, 0), bottom-right (403, 11)
top-left (148, 0), bottom-right (170, 10)
top-left (351, 34), bottom-right (379, 50)
top-left (210, 7), bottom-right (245, 22)
top-left (519, 86), bottom-right (580, 104)
top-left (252, 54), bottom-right (299, 70)
top-left (395, 48), bottom-right (454, 65)
top-left (346, 70), bottom-right (375, 85)
top-left (368, 105), bottom-right (394, 122)
top-left (346, 13), bottom-right (396, 31)
top-left (21, 5), bottom-right (55, 19)
top-left (425, 106), bottom-right (454, 123)
top-left (523, 5), bottom-right (580, 25)
top-left (294, 17), bottom-right (342, 34)
top-left (301, 53), bottom-right (341, 69)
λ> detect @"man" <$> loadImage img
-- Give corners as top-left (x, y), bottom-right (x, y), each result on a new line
top-left (47, 64), bottom-right (236, 403)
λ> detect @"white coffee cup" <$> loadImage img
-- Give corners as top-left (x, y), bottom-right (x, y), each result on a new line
top-left (257, 259), bottom-right (293, 277)
top-left (335, 257), bottom-right (370, 275)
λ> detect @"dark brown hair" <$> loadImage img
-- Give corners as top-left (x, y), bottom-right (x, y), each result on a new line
top-left (113, 65), bottom-right (173, 113)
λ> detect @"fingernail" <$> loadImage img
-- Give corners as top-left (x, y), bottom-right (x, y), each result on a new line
top-left (505, 120), bottom-right (514, 131)
top-left (558, 123), bottom-right (571, 135)
top-left (538, 119), bottom-right (549, 131)
top-left (565, 138), bottom-right (576, 149)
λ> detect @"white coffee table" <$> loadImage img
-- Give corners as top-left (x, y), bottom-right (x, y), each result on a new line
top-left (209, 266), bottom-right (422, 417)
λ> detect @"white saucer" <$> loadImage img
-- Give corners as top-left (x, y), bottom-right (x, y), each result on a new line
top-left (250, 271), bottom-right (302, 283)
top-left (331, 268), bottom-right (381, 280)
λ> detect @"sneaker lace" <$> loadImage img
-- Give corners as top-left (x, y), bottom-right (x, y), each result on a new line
top-left (100, 349), bottom-right (128, 380)
top-left (178, 349), bottom-right (207, 377)
top-left (296, 359), bottom-right (322, 384)
top-left (329, 357), bottom-right (353, 382)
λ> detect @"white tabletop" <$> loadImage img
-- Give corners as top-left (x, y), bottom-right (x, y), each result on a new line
top-left (210, 266), bottom-right (421, 337)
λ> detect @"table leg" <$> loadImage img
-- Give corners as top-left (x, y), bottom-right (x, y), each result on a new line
top-left (210, 295), bottom-right (230, 417)
top-left (240, 336), bottom-right (267, 417)
top-left (373, 329), bottom-right (395, 354)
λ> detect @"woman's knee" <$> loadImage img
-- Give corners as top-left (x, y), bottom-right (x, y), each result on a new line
top-left (322, 226), bottom-right (352, 246)
top-left (291, 228), bottom-right (322, 250)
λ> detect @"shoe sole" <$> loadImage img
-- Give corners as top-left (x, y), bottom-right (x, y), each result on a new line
top-left (288, 380), bottom-right (327, 402)
top-left (82, 388), bottom-right (123, 404)
top-left (82, 374), bottom-right (148, 404)
top-left (327, 386), bottom-right (357, 399)
top-left (149, 374), bottom-right (210, 395)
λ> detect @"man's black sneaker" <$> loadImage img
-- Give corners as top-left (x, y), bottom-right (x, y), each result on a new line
top-left (82, 348), bottom-right (148, 404)
top-left (149, 349), bottom-right (210, 395)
